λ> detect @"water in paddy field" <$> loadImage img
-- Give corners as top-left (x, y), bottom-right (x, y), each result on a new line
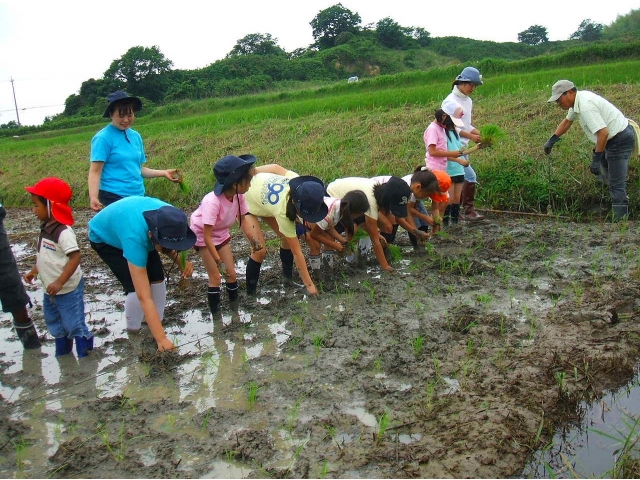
top-left (523, 372), bottom-right (640, 478)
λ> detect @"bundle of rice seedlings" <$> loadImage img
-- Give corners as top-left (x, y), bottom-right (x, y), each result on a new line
top-left (173, 171), bottom-right (191, 194)
top-left (478, 124), bottom-right (506, 147)
top-left (462, 124), bottom-right (505, 154)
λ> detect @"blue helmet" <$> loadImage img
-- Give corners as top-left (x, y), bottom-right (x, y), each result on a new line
top-left (456, 66), bottom-right (483, 86)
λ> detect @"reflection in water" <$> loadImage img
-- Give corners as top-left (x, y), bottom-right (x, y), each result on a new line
top-left (524, 375), bottom-right (640, 478)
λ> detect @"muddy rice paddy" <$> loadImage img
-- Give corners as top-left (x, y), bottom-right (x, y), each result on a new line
top-left (1, 207), bottom-right (640, 478)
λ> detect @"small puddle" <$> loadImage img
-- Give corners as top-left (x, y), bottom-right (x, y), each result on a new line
top-left (523, 373), bottom-right (640, 478)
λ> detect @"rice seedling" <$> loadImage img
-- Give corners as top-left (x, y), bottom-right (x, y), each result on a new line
top-left (351, 348), bottom-right (361, 361)
top-left (555, 371), bottom-right (567, 397)
top-left (99, 420), bottom-right (144, 462)
top-left (376, 409), bottom-right (391, 444)
top-left (164, 414), bottom-right (177, 432)
top-left (313, 334), bottom-right (324, 357)
top-left (247, 381), bottom-right (260, 407)
top-left (362, 280), bottom-right (375, 300)
top-left (385, 243), bottom-right (402, 263)
top-left (373, 357), bottom-right (383, 373)
top-left (412, 336), bottom-right (424, 356)
top-left (320, 460), bottom-right (329, 478)
top-left (432, 354), bottom-right (443, 383)
top-left (178, 250), bottom-right (188, 270)
top-left (285, 397), bottom-right (302, 435)
top-left (13, 436), bottom-right (29, 471)
top-left (201, 409), bottom-right (212, 432)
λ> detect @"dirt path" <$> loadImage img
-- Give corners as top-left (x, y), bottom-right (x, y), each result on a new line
top-left (1, 207), bottom-right (639, 478)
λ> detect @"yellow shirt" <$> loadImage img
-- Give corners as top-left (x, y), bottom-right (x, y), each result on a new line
top-left (245, 171), bottom-right (299, 238)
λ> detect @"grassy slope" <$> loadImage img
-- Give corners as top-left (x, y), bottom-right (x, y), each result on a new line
top-left (1, 61), bottom-right (639, 217)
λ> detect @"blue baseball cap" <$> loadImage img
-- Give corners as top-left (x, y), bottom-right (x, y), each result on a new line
top-left (143, 206), bottom-right (196, 251)
top-left (288, 176), bottom-right (328, 223)
top-left (213, 154), bottom-right (257, 195)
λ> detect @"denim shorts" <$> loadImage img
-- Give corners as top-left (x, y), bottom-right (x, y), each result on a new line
top-left (44, 277), bottom-right (92, 339)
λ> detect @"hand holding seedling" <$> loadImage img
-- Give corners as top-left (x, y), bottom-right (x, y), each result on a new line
top-left (544, 134), bottom-right (561, 155)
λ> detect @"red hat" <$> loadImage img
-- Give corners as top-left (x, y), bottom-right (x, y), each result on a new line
top-left (25, 177), bottom-right (74, 226)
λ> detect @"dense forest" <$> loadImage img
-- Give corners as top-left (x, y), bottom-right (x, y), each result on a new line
top-left (2, 4), bottom-right (639, 135)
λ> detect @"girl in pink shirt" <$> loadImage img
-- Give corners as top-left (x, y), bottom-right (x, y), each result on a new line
top-left (190, 154), bottom-right (262, 315)
top-left (424, 109), bottom-right (466, 172)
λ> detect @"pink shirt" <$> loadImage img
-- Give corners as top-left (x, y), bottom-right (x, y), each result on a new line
top-left (190, 191), bottom-right (249, 246)
top-left (424, 121), bottom-right (448, 171)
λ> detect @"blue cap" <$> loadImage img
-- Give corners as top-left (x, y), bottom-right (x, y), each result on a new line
top-left (213, 154), bottom-right (257, 195)
top-left (288, 176), bottom-right (328, 223)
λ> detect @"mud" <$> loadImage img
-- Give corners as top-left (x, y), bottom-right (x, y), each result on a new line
top-left (1, 207), bottom-right (640, 478)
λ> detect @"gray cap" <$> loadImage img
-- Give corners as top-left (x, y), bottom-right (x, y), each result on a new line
top-left (547, 80), bottom-right (575, 102)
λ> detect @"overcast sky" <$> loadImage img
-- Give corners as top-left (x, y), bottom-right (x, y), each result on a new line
top-left (1, 0), bottom-right (637, 126)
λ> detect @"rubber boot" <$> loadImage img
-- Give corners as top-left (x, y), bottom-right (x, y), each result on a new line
top-left (74, 336), bottom-right (94, 358)
top-left (245, 257), bottom-right (261, 295)
top-left (308, 255), bottom-right (321, 271)
top-left (55, 337), bottom-right (74, 357)
top-left (280, 248), bottom-right (302, 287)
top-left (207, 286), bottom-right (221, 314)
top-left (13, 320), bottom-right (41, 349)
top-left (443, 205), bottom-right (452, 227)
top-left (461, 182), bottom-right (485, 220)
top-left (612, 204), bottom-right (629, 222)
top-left (226, 281), bottom-right (239, 310)
top-left (450, 204), bottom-right (461, 225)
top-left (380, 224), bottom-right (398, 245)
top-left (408, 231), bottom-right (419, 250)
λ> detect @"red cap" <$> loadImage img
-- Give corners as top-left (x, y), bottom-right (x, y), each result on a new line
top-left (25, 177), bottom-right (74, 225)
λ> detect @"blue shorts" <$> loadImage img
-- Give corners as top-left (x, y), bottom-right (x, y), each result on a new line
top-left (44, 277), bottom-right (92, 339)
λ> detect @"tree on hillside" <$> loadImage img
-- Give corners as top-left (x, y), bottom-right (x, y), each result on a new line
top-left (517, 25), bottom-right (549, 45)
top-left (570, 19), bottom-right (604, 41)
top-left (376, 17), bottom-right (408, 49)
top-left (226, 33), bottom-right (287, 57)
top-left (310, 3), bottom-right (361, 49)
top-left (411, 27), bottom-right (431, 47)
top-left (103, 46), bottom-right (173, 102)
top-left (603, 8), bottom-right (640, 39)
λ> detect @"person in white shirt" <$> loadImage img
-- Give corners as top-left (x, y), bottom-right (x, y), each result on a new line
top-left (544, 80), bottom-right (635, 221)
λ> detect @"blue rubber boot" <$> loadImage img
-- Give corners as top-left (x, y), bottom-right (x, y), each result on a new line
top-left (74, 336), bottom-right (94, 358)
top-left (55, 337), bottom-right (74, 357)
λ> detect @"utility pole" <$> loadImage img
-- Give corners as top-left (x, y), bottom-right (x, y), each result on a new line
top-left (10, 77), bottom-right (20, 126)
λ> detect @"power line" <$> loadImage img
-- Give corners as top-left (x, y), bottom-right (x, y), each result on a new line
top-left (0, 104), bottom-right (65, 113)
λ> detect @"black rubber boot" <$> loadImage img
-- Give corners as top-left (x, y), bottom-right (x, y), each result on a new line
top-left (443, 205), bottom-right (452, 226)
top-left (12, 306), bottom-right (40, 349)
top-left (207, 286), bottom-right (221, 314)
top-left (612, 204), bottom-right (629, 222)
top-left (450, 204), bottom-right (461, 225)
top-left (245, 258), bottom-right (261, 295)
top-left (280, 247), bottom-right (294, 283)
top-left (226, 281), bottom-right (239, 310)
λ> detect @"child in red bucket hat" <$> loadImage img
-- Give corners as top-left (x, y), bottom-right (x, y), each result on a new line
top-left (23, 177), bottom-right (93, 358)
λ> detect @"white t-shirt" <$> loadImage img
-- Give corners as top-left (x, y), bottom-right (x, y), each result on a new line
top-left (567, 90), bottom-right (629, 143)
top-left (36, 222), bottom-right (82, 295)
top-left (326, 177), bottom-right (379, 220)
top-left (315, 197), bottom-right (343, 230)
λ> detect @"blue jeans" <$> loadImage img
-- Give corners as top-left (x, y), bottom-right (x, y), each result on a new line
top-left (413, 200), bottom-right (430, 228)
top-left (43, 277), bottom-right (92, 339)
top-left (600, 124), bottom-right (635, 205)
top-left (463, 162), bottom-right (477, 183)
